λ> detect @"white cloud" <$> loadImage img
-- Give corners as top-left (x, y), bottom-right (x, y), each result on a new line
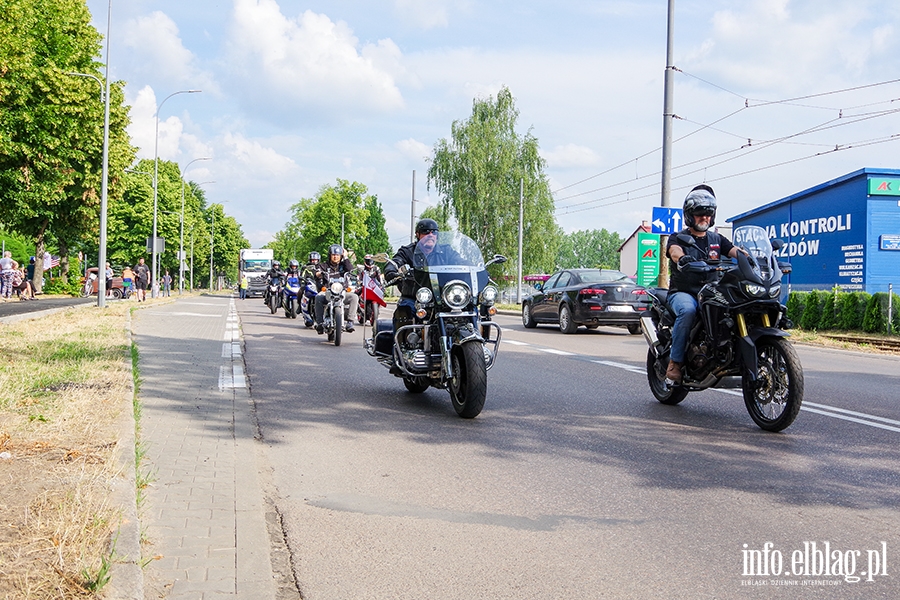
top-left (391, 0), bottom-right (452, 29)
top-left (221, 132), bottom-right (297, 176)
top-left (126, 86), bottom-right (187, 161)
top-left (395, 138), bottom-right (431, 163)
top-left (227, 1), bottom-right (404, 125)
top-left (121, 12), bottom-right (219, 94)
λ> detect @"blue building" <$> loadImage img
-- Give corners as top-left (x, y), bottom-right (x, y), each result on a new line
top-left (728, 168), bottom-right (900, 295)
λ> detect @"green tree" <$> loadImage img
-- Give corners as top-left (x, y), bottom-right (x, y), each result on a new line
top-left (419, 205), bottom-right (451, 232)
top-left (358, 196), bottom-right (392, 258)
top-left (556, 229), bottom-right (624, 270)
top-left (0, 0), bottom-right (135, 290)
top-left (427, 86), bottom-right (559, 279)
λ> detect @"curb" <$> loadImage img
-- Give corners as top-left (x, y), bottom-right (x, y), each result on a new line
top-left (105, 308), bottom-right (143, 600)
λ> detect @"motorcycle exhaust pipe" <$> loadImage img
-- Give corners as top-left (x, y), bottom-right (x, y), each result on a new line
top-left (640, 315), bottom-right (661, 357)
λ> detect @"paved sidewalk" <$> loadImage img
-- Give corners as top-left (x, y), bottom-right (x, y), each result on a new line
top-left (131, 295), bottom-right (275, 599)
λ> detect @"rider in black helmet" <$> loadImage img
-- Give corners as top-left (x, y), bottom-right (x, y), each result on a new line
top-left (263, 259), bottom-right (284, 304)
top-left (665, 185), bottom-right (742, 384)
top-left (313, 244), bottom-right (359, 334)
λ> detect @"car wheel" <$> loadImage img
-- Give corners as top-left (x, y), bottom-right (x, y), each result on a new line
top-left (559, 304), bottom-right (578, 334)
top-left (522, 303), bottom-right (537, 328)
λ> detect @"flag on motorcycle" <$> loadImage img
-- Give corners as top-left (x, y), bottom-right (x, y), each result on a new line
top-left (360, 272), bottom-right (387, 307)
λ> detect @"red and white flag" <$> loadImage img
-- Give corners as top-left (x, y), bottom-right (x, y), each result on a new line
top-left (361, 272), bottom-right (387, 307)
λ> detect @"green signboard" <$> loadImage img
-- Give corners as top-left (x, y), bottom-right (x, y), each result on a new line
top-left (636, 232), bottom-right (660, 287)
top-left (868, 178), bottom-right (900, 196)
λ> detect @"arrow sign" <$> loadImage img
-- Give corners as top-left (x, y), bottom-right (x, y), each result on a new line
top-left (651, 207), bottom-right (684, 234)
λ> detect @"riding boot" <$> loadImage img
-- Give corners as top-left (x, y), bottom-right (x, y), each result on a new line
top-left (666, 360), bottom-right (683, 384)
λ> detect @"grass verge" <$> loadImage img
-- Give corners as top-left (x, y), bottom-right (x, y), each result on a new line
top-left (0, 302), bottom-right (133, 597)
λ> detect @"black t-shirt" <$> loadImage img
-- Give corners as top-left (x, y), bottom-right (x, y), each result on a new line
top-left (666, 230), bottom-right (734, 295)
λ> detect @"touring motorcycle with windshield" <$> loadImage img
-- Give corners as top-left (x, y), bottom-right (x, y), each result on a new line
top-left (641, 225), bottom-right (804, 431)
top-left (365, 231), bottom-right (505, 418)
top-left (320, 273), bottom-right (352, 346)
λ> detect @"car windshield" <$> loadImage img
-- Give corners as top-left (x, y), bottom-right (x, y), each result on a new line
top-left (578, 269), bottom-right (632, 284)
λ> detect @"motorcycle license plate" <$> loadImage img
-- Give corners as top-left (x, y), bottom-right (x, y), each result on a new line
top-left (608, 305), bottom-right (633, 312)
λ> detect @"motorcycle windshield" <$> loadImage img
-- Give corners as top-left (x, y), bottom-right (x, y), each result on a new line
top-left (412, 231), bottom-right (489, 298)
top-left (732, 225), bottom-right (779, 284)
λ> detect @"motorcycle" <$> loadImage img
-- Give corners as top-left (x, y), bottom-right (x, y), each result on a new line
top-left (356, 273), bottom-right (385, 326)
top-left (320, 273), bottom-right (352, 346)
top-left (281, 274), bottom-right (301, 319)
top-left (364, 231), bottom-right (506, 419)
top-left (299, 276), bottom-right (318, 328)
top-left (640, 225), bottom-right (803, 431)
top-left (265, 277), bottom-right (282, 314)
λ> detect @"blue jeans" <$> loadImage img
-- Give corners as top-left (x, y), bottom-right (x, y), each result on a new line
top-left (668, 291), bottom-right (698, 364)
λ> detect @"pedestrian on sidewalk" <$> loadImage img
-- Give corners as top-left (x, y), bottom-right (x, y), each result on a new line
top-left (134, 257), bottom-right (150, 302)
top-left (122, 265), bottom-right (134, 299)
top-left (0, 251), bottom-right (18, 301)
top-left (105, 262), bottom-right (114, 298)
top-left (163, 270), bottom-right (172, 297)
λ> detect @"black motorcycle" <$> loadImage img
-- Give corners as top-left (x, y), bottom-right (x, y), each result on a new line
top-left (641, 225), bottom-right (804, 431)
top-left (365, 231), bottom-right (506, 418)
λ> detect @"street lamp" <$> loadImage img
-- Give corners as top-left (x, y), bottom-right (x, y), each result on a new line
top-left (209, 209), bottom-right (216, 291)
top-left (152, 89), bottom-right (201, 297)
top-left (179, 157), bottom-right (210, 294)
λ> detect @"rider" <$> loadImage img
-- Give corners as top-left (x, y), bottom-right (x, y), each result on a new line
top-left (263, 260), bottom-right (283, 304)
top-left (302, 251), bottom-right (321, 280)
top-left (359, 254), bottom-right (384, 286)
top-left (313, 244), bottom-right (359, 334)
top-left (383, 218), bottom-right (463, 340)
top-left (665, 185), bottom-right (741, 384)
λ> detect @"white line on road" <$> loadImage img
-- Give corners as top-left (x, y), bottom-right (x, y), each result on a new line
top-left (537, 348), bottom-right (575, 356)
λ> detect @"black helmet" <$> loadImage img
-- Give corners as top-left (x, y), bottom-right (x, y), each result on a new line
top-left (328, 244), bottom-right (343, 257)
top-left (288, 259), bottom-right (299, 270)
top-left (272, 260), bottom-right (281, 268)
top-left (683, 186), bottom-right (717, 230)
top-left (308, 251), bottom-right (320, 262)
top-left (364, 254), bottom-right (374, 266)
top-left (415, 218), bottom-right (439, 236)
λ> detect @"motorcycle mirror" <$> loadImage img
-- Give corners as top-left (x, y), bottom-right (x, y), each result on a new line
top-left (372, 253), bottom-right (391, 263)
top-left (676, 233), bottom-right (696, 246)
top-left (778, 261), bottom-right (792, 274)
top-left (485, 254), bottom-right (508, 267)
top-left (771, 238), bottom-right (785, 251)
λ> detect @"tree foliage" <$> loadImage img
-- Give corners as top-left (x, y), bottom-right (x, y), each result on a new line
top-left (427, 87), bottom-right (559, 279)
top-left (271, 179), bottom-right (387, 265)
top-left (0, 0), bottom-right (135, 288)
top-left (556, 229), bottom-right (624, 270)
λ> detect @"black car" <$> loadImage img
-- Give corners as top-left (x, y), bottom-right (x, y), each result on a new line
top-left (521, 269), bottom-right (651, 334)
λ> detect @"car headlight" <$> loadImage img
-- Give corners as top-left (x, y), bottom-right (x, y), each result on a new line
top-left (480, 285), bottom-right (498, 305)
top-left (442, 281), bottom-right (471, 309)
top-left (743, 283), bottom-right (766, 297)
top-left (768, 283), bottom-right (781, 298)
top-left (416, 287), bottom-right (433, 304)
top-left (330, 281), bottom-right (343, 294)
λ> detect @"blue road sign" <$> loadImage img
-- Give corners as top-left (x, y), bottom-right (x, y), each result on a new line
top-left (651, 207), bottom-right (684, 234)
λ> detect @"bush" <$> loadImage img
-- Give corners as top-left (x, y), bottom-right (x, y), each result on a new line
top-left (862, 292), bottom-right (900, 334)
top-left (838, 292), bottom-right (870, 331)
top-left (818, 287), bottom-right (841, 330)
top-left (786, 292), bottom-right (806, 325)
top-left (42, 276), bottom-right (84, 296)
top-left (799, 290), bottom-right (825, 331)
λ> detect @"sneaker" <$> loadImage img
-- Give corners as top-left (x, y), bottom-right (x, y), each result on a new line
top-left (665, 360), bottom-right (683, 384)
top-left (345, 324), bottom-right (355, 333)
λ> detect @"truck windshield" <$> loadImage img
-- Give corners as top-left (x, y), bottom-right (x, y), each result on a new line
top-left (242, 260), bottom-right (270, 273)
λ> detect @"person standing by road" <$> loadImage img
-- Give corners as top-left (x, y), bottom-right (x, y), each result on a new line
top-left (0, 251), bottom-right (19, 301)
top-left (122, 265), bottom-right (134, 299)
top-left (134, 257), bottom-right (150, 302)
top-left (104, 262), bottom-right (114, 299)
top-left (239, 274), bottom-right (249, 300)
top-left (163, 270), bottom-right (172, 297)
top-left (26, 257), bottom-right (37, 299)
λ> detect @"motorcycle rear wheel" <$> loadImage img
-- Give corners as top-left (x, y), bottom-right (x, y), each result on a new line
top-left (449, 342), bottom-right (487, 418)
top-left (646, 349), bottom-right (688, 405)
top-left (743, 337), bottom-right (804, 432)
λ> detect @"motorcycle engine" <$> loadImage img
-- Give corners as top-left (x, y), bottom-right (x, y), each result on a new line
top-left (687, 342), bottom-right (713, 376)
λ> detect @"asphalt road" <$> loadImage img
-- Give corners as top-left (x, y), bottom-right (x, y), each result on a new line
top-left (237, 298), bottom-right (900, 599)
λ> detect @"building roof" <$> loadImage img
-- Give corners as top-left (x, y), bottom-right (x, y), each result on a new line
top-left (727, 167), bottom-right (900, 223)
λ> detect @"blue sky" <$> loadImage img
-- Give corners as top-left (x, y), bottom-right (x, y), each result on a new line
top-left (85, 0), bottom-right (900, 249)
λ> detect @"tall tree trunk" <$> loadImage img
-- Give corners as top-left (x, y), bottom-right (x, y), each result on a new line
top-left (58, 239), bottom-right (70, 284)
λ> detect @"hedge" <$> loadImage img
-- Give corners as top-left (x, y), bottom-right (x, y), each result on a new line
top-left (785, 290), bottom-right (894, 333)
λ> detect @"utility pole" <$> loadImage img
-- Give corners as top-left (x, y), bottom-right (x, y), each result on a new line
top-left (517, 178), bottom-right (524, 304)
top-left (410, 170), bottom-right (417, 243)
top-left (658, 0), bottom-right (676, 288)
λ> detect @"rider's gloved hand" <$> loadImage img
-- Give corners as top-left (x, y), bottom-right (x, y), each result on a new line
top-left (677, 255), bottom-right (694, 271)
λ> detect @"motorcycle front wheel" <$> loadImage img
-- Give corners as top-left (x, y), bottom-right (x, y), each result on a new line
top-left (646, 349), bottom-right (688, 405)
top-left (333, 310), bottom-right (343, 346)
top-left (269, 294), bottom-right (278, 314)
top-left (449, 342), bottom-right (487, 418)
top-left (743, 337), bottom-right (804, 432)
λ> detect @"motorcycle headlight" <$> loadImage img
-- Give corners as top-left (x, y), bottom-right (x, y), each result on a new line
top-left (442, 281), bottom-right (471, 310)
top-left (330, 281), bottom-right (343, 295)
top-left (768, 283), bottom-right (781, 299)
top-left (416, 287), bottom-right (433, 304)
top-left (743, 283), bottom-right (766, 298)
top-left (480, 285), bottom-right (498, 305)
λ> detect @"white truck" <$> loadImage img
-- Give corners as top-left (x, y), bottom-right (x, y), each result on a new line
top-left (239, 248), bottom-right (274, 297)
